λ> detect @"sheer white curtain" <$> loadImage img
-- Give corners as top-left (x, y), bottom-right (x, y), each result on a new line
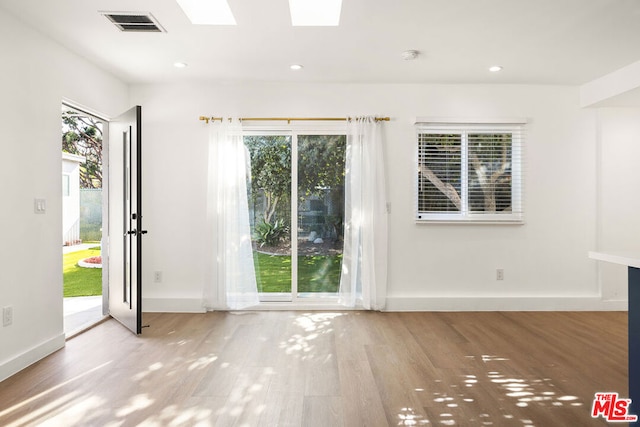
top-left (339, 116), bottom-right (388, 310)
top-left (204, 118), bottom-right (259, 310)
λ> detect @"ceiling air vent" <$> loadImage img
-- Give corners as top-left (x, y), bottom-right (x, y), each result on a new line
top-left (101, 12), bottom-right (166, 32)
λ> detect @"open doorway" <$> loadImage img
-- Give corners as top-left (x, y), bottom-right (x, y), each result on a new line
top-left (61, 104), bottom-right (107, 336)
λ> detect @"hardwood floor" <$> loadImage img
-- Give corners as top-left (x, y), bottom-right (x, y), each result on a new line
top-left (0, 311), bottom-right (627, 426)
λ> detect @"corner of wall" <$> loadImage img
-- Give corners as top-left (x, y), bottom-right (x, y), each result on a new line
top-left (0, 333), bottom-right (65, 383)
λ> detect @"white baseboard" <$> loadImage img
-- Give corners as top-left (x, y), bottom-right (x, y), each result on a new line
top-left (141, 296), bottom-right (627, 313)
top-left (384, 296), bottom-right (627, 311)
top-left (142, 298), bottom-right (206, 313)
top-left (0, 333), bottom-right (65, 383)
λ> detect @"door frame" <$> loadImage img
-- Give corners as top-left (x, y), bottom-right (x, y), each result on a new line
top-left (61, 100), bottom-right (110, 317)
top-left (243, 124), bottom-right (347, 306)
top-left (61, 102), bottom-right (145, 333)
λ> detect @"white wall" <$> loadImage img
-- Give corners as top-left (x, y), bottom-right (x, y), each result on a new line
top-left (131, 81), bottom-right (613, 312)
top-left (595, 108), bottom-right (640, 302)
top-left (0, 7), bottom-right (128, 381)
top-left (62, 153), bottom-right (84, 245)
top-left (0, 0), bottom-right (634, 387)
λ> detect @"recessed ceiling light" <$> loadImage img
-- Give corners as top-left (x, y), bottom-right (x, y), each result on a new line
top-left (290, 64), bottom-right (304, 70)
top-left (176, 0), bottom-right (236, 25)
top-left (289, 0), bottom-right (342, 26)
top-left (489, 65), bottom-right (503, 72)
top-left (174, 62), bottom-right (188, 68)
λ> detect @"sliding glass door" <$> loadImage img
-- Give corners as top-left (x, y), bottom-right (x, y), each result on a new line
top-left (244, 131), bottom-right (345, 303)
top-left (244, 134), bottom-right (293, 299)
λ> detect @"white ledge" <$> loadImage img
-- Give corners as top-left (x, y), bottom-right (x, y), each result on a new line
top-left (589, 251), bottom-right (640, 269)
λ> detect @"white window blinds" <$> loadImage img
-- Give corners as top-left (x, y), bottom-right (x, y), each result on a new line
top-left (416, 122), bottom-right (525, 223)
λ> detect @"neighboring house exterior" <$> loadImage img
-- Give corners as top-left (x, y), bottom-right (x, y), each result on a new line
top-left (62, 152), bottom-right (85, 246)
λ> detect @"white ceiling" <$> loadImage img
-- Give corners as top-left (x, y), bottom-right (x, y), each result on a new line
top-left (2, 0), bottom-right (640, 86)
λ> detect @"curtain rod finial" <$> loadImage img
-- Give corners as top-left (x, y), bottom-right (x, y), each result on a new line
top-left (199, 116), bottom-right (210, 124)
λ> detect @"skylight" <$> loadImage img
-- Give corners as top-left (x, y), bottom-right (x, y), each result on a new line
top-left (289, 0), bottom-right (342, 26)
top-left (176, 0), bottom-right (236, 25)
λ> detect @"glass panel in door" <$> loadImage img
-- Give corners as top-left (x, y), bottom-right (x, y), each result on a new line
top-left (244, 135), bottom-right (292, 299)
top-left (297, 135), bottom-right (346, 297)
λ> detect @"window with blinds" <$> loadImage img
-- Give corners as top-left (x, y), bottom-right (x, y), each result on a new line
top-left (416, 121), bottom-right (524, 223)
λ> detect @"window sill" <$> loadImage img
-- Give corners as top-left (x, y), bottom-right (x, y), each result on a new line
top-left (416, 215), bottom-right (524, 225)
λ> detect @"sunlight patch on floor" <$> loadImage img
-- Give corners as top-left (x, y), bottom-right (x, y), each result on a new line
top-left (397, 407), bottom-right (430, 425)
top-left (409, 355), bottom-right (587, 426)
top-left (0, 361), bottom-right (112, 426)
top-left (115, 394), bottom-right (154, 418)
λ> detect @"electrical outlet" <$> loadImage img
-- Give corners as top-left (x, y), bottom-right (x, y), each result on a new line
top-left (496, 269), bottom-right (504, 281)
top-left (154, 271), bottom-right (162, 283)
top-left (3, 306), bottom-right (13, 327)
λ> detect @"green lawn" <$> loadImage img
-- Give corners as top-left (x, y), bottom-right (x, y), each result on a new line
top-left (63, 247), bottom-right (102, 297)
top-left (63, 248), bottom-right (338, 297)
top-left (253, 251), bottom-right (342, 293)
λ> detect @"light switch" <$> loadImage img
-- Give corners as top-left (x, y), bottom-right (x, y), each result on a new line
top-left (34, 198), bottom-right (46, 214)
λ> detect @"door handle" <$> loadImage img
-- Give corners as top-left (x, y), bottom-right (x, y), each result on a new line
top-left (126, 229), bottom-right (137, 236)
top-left (140, 230), bottom-right (148, 235)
